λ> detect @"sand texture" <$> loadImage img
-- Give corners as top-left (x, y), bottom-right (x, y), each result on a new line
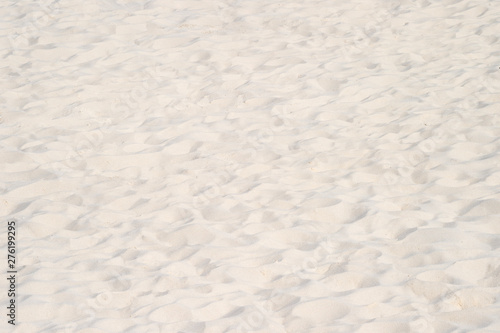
top-left (1, 0), bottom-right (500, 332)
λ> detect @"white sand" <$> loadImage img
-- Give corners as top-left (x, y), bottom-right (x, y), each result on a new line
top-left (1, 0), bottom-right (500, 332)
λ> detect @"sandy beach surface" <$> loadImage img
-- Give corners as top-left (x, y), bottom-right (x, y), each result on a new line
top-left (1, 0), bottom-right (500, 332)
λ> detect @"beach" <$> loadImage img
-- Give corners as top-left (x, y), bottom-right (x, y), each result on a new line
top-left (1, 0), bottom-right (500, 332)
